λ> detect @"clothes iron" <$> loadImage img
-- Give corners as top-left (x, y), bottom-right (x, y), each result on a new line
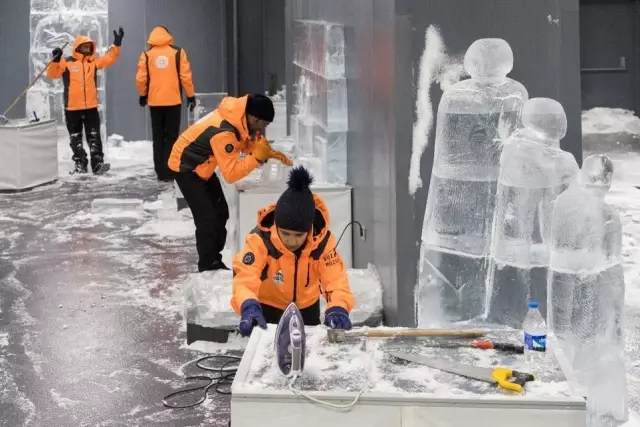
top-left (275, 302), bottom-right (306, 377)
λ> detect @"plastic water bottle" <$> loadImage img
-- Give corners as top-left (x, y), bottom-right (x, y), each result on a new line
top-left (523, 301), bottom-right (547, 372)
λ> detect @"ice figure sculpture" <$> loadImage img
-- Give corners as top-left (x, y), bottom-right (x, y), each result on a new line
top-left (291, 20), bottom-right (347, 184)
top-left (28, 0), bottom-right (109, 142)
top-left (548, 154), bottom-right (627, 426)
top-left (485, 98), bottom-right (579, 327)
top-left (417, 39), bottom-right (528, 325)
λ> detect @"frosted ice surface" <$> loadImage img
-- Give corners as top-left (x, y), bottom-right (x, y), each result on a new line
top-left (326, 77), bottom-right (348, 132)
top-left (183, 270), bottom-right (238, 328)
top-left (31, 0), bottom-right (108, 13)
top-left (548, 154), bottom-right (627, 424)
top-left (486, 98), bottom-right (579, 327)
top-left (418, 38), bottom-right (528, 325)
top-left (464, 38), bottom-right (513, 82)
top-left (325, 24), bottom-right (346, 79)
top-left (91, 198), bottom-right (143, 213)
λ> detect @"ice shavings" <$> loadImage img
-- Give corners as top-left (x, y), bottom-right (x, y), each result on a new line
top-left (582, 108), bottom-right (640, 136)
top-left (237, 326), bottom-right (576, 400)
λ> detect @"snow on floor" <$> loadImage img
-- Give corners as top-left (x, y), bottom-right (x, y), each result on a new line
top-left (583, 108), bottom-right (640, 136)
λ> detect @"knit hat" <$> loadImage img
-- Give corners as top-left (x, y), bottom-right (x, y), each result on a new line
top-left (246, 94), bottom-right (275, 122)
top-left (274, 166), bottom-right (316, 232)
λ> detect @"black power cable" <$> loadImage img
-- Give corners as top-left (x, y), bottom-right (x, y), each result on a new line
top-left (162, 354), bottom-right (241, 409)
top-left (336, 220), bottom-right (364, 248)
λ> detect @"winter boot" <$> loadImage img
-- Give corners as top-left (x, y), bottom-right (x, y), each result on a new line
top-left (70, 162), bottom-right (88, 175)
top-left (93, 162), bottom-right (111, 175)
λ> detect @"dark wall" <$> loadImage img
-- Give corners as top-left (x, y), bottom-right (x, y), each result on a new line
top-left (0, 0), bottom-right (30, 119)
top-left (108, 0), bottom-right (227, 141)
top-left (400, 0), bottom-right (582, 326)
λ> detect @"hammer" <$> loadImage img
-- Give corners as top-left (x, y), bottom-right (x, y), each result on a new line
top-left (326, 327), bottom-right (487, 343)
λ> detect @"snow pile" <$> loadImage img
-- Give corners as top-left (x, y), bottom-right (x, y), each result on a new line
top-left (582, 108), bottom-right (640, 136)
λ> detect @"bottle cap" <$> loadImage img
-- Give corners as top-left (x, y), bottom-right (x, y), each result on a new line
top-left (529, 302), bottom-right (539, 309)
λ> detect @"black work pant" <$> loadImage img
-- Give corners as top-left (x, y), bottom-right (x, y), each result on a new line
top-left (64, 108), bottom-right (104, 171)
top-left (149, 105), bottom-right (182, 180)
top-left (261, 300), bottom-right (321, 325)
top-left (175, 172), bottom-right (229, 272)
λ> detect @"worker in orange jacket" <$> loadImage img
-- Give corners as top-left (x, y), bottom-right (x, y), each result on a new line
top-left (47, 29), bottom-right (123, 175)
top-left (136, 26), bottom-right (196, 181)
top-left (168, 94), bottom-right (292, 272)
top-left (231, 166), bottom-right (355, 336)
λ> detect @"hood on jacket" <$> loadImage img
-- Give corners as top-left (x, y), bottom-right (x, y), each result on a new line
top-left (216, 95), bottom-right (250, 140)
top-left (72, 35), bottom-right (96, 60)
top-left (256, 193), bottom-right (331, 251)
top-left (147, 26), bottom-right (174, 46)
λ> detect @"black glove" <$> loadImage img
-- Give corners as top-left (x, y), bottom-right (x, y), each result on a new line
top-left (139, 96), bottom-right (147, 107)
top-left (52, 48), bottom-right (63, 63)
top-left (113, 27), bottom-right (124, 46)
top-left (187, 96), bottom-right (196, 112)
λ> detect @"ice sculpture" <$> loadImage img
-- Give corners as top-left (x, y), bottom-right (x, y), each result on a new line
top-left (548, 154), bottom-right (627, 426)
top-left (417, 39), bottom-right (528, 325)
top-left (485, 98), bottom-right (579, 327)
top-left (28, 0), bottom-right (109, 142)
top-left (291, 20), bottom-right (348, 185)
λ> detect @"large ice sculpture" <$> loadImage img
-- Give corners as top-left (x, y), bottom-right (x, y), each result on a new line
top-left (548, 154), bottom-right (627, 426)
top-left (28, 0), bottom-right (109, 142)
top-left (417, 39), bottom-right (528, 325)
top-left (485, 98), bottom-right (579, 327)
top-left (291, 20), bottom-right (348, 185)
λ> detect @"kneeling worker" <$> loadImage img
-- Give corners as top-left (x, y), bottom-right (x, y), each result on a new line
top-left (168, 94), bottom-right (292, 272)
top-left (231, 166), bottom-right (355, 336)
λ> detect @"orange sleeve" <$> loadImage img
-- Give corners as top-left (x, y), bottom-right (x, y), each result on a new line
top-left (135, 52), bottom-right (148, 96)
top-left (211, 132), bottom-right (260, 184)
top-left (46, 58), bottom-right (67, 79)
top-left (179, 49), bottom-right (195, 98)
top-left (231, 232), bottom-right (269, 314)
top-left (317, 233), bottom-right (355, 312)
top-left (95, 45), bottom-right (120, 70)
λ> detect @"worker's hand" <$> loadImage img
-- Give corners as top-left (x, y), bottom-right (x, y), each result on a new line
top-left (251, 136), bottom-right (271, 164)
top-left (113, 27), bottom-right (124, 46)
top-left (270, 149), bottom-right (293, 167)
top-left (52, 48), bottom-right (63, 63)
top-left (239, 299), bottom-right (267, 337)
top-left (187, 96), bottom-right (196, 112)
top-left (324, 307), bottom-right (352, 330)
top-left (139, 96), bottom-right (147, 107)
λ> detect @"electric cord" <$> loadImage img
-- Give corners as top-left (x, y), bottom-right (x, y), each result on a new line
top-left (336, 220), bottom-right (364, 248)
top-left (162, 354), bottom-right (241, 409)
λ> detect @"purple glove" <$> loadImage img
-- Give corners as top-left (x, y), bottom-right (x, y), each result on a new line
top-left (324, 306), bottom-right (352, 330)
top-left (239, 299), bottom-right (267, 337)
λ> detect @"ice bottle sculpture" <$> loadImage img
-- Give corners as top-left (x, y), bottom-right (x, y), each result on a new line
top-left (418, 39), bottom-right (528, 325)
top-left (548, 154), bottom-right (627, 426)
top-left (485, 98), bottom-right (579, 327)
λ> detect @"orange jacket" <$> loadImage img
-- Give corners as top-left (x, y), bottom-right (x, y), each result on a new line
top-left (168, 95), bottom-right (261, 182)
top-left (231, 194), bottom-right (355, 314)
top-left (46, 35), bottom-right (120, 111)
top-left (135, 27), bottom-right (195, 106)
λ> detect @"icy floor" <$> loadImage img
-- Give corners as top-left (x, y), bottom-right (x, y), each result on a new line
top-left (0, 135), bottom-right (240, 426)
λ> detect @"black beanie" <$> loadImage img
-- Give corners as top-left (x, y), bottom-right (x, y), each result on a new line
top-left (246, 94), bottom-right (275, 122)
top-left (274, 166), bottom-right (316, 232)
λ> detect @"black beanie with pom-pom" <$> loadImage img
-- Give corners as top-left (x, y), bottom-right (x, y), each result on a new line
top-left (274, 166), bottom-right (315, 232)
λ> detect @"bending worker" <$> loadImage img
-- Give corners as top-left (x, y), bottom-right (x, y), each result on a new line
top-left (168, 94), bottom-right (292, 272)
top-left (231, 166), bottom-right (355, 336)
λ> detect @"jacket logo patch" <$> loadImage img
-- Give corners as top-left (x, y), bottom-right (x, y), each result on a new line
top-left (225, 144), bottom-right (234, 153)
top-left (71, 65), bottom-right (80, 72)
top-left (242, 252), bottom-right (255, 265)
top-left (273, 268), bottom-right (284, 286)
top-left (155, 55), bottom-right (169, 69)
top-left (323, 250), bottom-right (341, 267)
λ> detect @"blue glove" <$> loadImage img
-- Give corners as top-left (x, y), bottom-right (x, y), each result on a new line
top-left (324, 307), bottom-right (352, 330)
top-left (239, 299), bottom-right (267, 337)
